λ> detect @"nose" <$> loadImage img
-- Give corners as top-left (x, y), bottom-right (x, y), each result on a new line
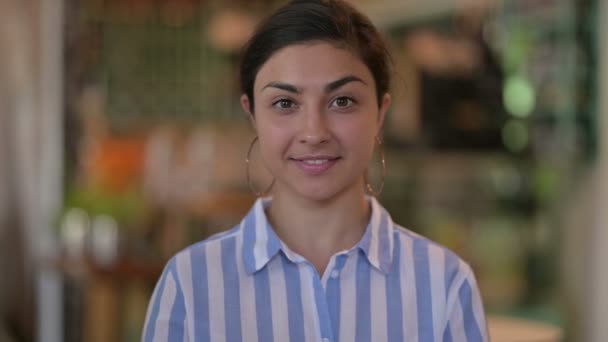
top-left (298, 107), bottom-right (331, 145)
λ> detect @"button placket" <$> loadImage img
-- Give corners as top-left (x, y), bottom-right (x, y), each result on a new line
top-left (322, 253), bottom-right (348, 286)
top-left (310, 267), bottom-right (335, 342)
top-left (324, 254), bottom-right (348, 341)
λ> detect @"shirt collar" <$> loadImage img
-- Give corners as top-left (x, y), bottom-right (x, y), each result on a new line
top-left (355, 196), bottom-right (395, 274)
top-left (241, 197), bottom-right (283, 275)
top-left (241, 196), bottom-right (395, 275)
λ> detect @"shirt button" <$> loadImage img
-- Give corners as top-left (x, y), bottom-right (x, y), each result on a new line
top-left (330, 270), bottom-right (339, 278)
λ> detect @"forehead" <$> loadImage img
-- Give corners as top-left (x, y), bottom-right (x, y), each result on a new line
top-left (254, 41), bottom-right (374, 91)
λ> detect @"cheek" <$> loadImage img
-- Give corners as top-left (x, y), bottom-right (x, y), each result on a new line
top-left (333, 118), bottom-right (378, 155)
top-left (256, 122), bottom-right (293, 164)
top-left (356, 138), bottom-right (376, 163)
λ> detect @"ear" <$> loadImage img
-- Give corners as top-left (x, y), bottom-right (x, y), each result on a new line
top-left (240, 94), bottom-right (256, 129)
top-left (377, 93), bottom-right (391, 134)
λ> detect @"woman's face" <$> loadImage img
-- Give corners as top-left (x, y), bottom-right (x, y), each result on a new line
top-left (241, 41), bottom-right (391, 202)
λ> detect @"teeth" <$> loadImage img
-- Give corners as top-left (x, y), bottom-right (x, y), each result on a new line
top-left (302, 159), bottom-right (329, 165)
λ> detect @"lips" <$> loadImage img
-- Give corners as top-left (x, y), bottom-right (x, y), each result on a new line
top-left (290, 156), bottom-right (341, 175)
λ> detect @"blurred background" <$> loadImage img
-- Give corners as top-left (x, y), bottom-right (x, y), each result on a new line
top-left (1, 0), bottom-right (607, 341)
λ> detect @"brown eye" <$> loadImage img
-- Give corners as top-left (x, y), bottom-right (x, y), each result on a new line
top-left (273, 98), bottom-right (298, 111)
top-left (331, 96), bottom-right (354, 108)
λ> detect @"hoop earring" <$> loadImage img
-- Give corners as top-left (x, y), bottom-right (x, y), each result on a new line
top-left (246, 136), bottom-right (275, 197)
top-left (364, 136), bottom-right (386, 197)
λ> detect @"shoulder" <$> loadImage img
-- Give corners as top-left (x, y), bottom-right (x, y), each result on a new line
top-left (180, 223), bottom-right (241, 254)
top-left (163, 223), bottom-right (243, 279)
top-left (392, 223), bottom-right (474, 289)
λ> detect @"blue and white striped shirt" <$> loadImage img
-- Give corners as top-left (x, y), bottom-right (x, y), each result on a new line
top-left (143, 197), bottom-right (488, 342)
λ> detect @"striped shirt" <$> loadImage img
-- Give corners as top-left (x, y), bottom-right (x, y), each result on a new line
top-left (142, 197), bottom-right (488, 342)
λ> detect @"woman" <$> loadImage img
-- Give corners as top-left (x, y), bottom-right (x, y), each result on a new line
top-left (143, 1), bottom-right (488, 341)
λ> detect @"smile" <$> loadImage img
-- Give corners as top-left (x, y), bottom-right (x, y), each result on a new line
top-left (302, 159), bottom-right (332, 165)
top-left (290, 156), bottom-right (341, 175)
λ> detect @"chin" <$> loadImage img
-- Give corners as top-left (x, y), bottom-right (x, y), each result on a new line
top-left (300, 191), bottom-right (337, 203)
top-left (292, 182), bottom-right (354, 203)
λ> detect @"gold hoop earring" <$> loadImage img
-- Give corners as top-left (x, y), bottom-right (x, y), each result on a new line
top-left (246, 136), bottom-right (275, 197)
top-left (364, 136), bottom-right (386, 197)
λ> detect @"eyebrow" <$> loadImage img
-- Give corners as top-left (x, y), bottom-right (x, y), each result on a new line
top-left (325, 75), bottom-right (366, 92)
top-left (262, 82), bottom-right (300, 93)
top-left (261, 75), bottom-right (367, 94)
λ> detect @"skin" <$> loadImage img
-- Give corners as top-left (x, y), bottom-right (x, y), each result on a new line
top-left (241, 41), bottom-right (391, 275)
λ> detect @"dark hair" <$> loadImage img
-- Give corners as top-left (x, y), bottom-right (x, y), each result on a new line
top-left (239, 0), bottom-right (391, 113)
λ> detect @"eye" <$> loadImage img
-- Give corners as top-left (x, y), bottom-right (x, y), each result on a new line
top-left (273, 98), bottom-right (297, 110)
top-left (331, 96), bottom-right (355, 109)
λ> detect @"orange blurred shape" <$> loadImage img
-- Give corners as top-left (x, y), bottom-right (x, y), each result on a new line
top-left (86, 136), bottom-right (146, 194)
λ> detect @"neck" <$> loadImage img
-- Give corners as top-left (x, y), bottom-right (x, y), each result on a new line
top-left (266, 184), bottom-right (371, 275)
